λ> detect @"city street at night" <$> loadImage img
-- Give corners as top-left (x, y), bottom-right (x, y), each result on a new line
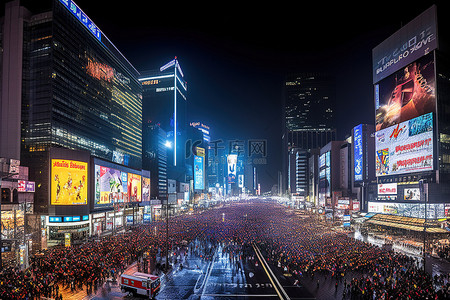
top-left (1, 0), bottom-right (450, 299)
top-left (2, 200), bottom-right (447, 299)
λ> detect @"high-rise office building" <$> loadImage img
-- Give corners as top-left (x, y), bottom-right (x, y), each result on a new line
top-left (282, 73), bottom-right (337, 194)
top-left (288, 148), bottom-right (308, 199)
top-left (283, 73), bottom-right (336, 149)
top-left (0, 0), bottom-right (142, 213)
top-left (142, 123), bottom-right (168, 200)
top-left (140, 60), bottom-right (188, 169)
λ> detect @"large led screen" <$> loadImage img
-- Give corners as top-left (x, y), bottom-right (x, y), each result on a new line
top-left (194, 155), bottom-right (204, 190)
top-left (142, 177), bottom-right (150, 202)
top-left (94, 163), bottom-right (142, 206)
top-left (227, 154), bottom-right (237, 184)
top-left (375, 113), bottom-right (433, 177)
top-left (94, 165), bottom-right (127, 205)
top-left (51, 159), bottom-right (88, 205)
top-left (128, 173), bottom-right (142, 202)
top-left (375, 53), bottom-right (435, 131)
top-left (353, 124), bottom-right (363, 182)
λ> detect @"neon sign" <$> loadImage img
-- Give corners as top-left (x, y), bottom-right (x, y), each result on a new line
top-left (59, 0), bottom-right (102, 42)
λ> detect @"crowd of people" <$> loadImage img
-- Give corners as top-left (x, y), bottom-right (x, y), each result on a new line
top-left (0, 200), bottom-right (449, 299)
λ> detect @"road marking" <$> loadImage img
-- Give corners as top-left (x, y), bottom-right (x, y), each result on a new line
top-left (200, 246), bottom-right (219, 297)
top-left (252, 243), bottom-right (291, 300)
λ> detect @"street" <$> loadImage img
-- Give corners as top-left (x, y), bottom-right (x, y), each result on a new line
top-left (5, 200), bottom-right (448, 300)
top-left (73, 240), bottom-right (314, 299)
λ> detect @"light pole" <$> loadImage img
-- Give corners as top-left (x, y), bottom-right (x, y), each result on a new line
top-left (419, 179), bottom-right (427, 272)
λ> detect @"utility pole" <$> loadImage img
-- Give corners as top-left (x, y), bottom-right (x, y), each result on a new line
top-left (165, 200), bottom-right (169, 272)
top-left (419, 179), bottom-right (427, 272)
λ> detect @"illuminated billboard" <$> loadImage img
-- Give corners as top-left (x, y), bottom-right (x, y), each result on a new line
top-left (51, 159), bottom-right (88, 205)
top-left (59, 0), bottom-right (102, 42)
top-left (94, 162), bottom-right (142, 206)
top-left (194, 155), bottom-right (204, 190)
top-left (128, 173), bottom-right (142, 202)
top-left (227, 154), bottom-right (237, 183)
top-left (372, 5), bottom-right (437, 83)
top-left (353, 124), bottom-right (363, 182)
top-left (375, 113), bottom-right (433, 177)
top-left (94, 165), bottom-right (127, 205)
top-left (142, 177), bottom-right (150, 202)
top-left (375, 53), bottom-right (435, 131)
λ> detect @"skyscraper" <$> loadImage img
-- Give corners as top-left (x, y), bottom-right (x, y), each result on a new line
top-left (0, 0), bottom-right (142, 214)
top-left (282, 72), bottom-right (337, 195)
top-left (140, 59), bottom-right (188, 169)
top-left (283, 72), bottom-right (336, 149)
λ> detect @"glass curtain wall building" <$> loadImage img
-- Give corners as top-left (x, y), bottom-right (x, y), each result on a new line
top-left (22, 0), bottom-right (142, 168)
top-left (10, 0), bottom-right (142, 212)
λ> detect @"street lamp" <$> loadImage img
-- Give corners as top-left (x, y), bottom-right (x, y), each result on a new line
top-left (419, 179), bottom-right (427, 272)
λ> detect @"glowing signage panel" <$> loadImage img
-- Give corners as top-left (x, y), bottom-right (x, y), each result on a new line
top-left (59, 0), bottom-right (102, 42)
top-left (372, 5), bottom-right (437, 83)
top-left (375, 113), bottom-right (433, 176)
top-left (375, 54), bottom-right (435, 131)
top-left (51, 159), bottom-right (88, 205)
top-left (194, 155), bottom-right (204, 190)
top-left (353, 124), bottom-right (363, 182)
top-left (128, 173), bottom-right (142, 202)
top-left (227, 154), bottom-right (237, 183)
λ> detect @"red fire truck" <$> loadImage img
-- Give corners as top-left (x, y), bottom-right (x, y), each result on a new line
top-left (120, 269), bottom-right (160, 298)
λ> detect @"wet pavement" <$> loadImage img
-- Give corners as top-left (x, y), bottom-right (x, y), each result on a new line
top-left (70, 241), bottom-right (316, 299)
top-left (57, 228), bottom-right (449, 300)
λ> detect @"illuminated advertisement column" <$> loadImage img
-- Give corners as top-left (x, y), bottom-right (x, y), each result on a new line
top-left (227, 154), bottom-right (237, 184)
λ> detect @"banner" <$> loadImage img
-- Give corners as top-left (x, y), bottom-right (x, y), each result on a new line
top-left (94, 165), bottom-right (127, 205)
top-left (128, 173), bottom-right (142, 202)
top-left (194, 155), bottom-right (204, 190)
top-left (227, 154), bottom-right (237, 183)
top-left (353, 124), bottom-right (363, 182)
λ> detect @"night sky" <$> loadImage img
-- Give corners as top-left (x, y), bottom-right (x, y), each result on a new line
top-left (13, 0), bottom-right (450, 191)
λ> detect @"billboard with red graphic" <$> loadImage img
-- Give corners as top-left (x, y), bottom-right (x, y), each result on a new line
top-left (375, 113), bottom-right (433, 177)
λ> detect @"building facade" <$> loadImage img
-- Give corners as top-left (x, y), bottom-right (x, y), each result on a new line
top-left (371, 5), bottom-right (450, 220)
top-left (0, 0), bottom-right (145, 248)
top-left (140, 60), bottom-right (188, 169)
top-left (282, 73), bottom-right (337, 194)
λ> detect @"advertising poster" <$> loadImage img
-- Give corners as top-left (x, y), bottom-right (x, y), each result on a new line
top-left (375, 54), bottom-right (435, 131)
top-left (375, 113), bottom-right (433, 176)
top-left (404, 188), bottom-right (420, 200)
top-left (51, 159), bottom-right (87, 205)
top-left (128, 173), bottom-right (142, 202)
top-left (368, 201), bottom-right (445, 219)
top-left (64, 233), bottom-right (71, 247)
top-left (142, 177), bottom-right (150, 202)
top-left (378, 183), bottom-right (398, 195)
top-left (94, 165), bottom-right (127, 205)
top-left (194, 155), bottom-right (204, 190)
top-left (238, 174), bottom-right (244, 188)
top-left (18, 180), bottom-right (35, 192)
top-left (372, 5), bottom-right (437, 83)
top-left (353, 124), bottom-right (363, 182)
top-left (227, 154), bottom-right (237, 183)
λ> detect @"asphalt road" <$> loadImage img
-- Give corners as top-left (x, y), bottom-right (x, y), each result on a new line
top-left (71, 241), bottom-right (316, 300)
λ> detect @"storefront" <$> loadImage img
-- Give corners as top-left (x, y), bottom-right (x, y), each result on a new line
top-left (44, 215), bottom-right (90, 247)
top-left (91, 212), bottom-right (106, 236)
